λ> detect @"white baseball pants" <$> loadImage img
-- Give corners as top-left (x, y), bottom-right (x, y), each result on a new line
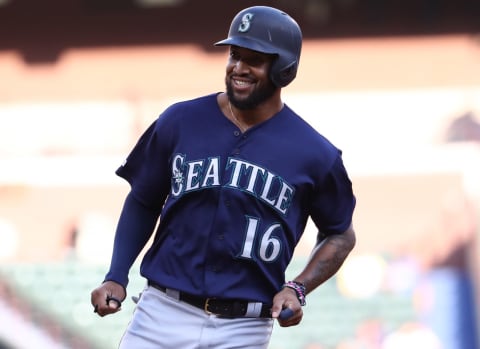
top-left (118, 285), bottom-right (274, 349)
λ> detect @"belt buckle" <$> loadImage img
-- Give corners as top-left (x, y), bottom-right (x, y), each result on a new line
top-left (204, 298), bottom-right (215, 315)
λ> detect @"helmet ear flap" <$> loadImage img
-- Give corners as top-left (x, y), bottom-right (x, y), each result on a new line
top-left (270, 60), bottom-right (298, 87)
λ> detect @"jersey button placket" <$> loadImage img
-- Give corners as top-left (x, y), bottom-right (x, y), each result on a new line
top-left (232, 129), bottom-right (246, 155)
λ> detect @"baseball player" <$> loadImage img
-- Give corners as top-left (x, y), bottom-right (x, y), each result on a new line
top-left (91, 5), bottom-right (356, 349)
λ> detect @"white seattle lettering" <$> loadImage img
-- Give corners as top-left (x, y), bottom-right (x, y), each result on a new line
top-left (244, 163), bottom-right (265, 193)
top-left (201, 157), bottom-right (220, 187)
top-left (259, 171), bottom-right (276, 206)
top-left (171, 154), bottom-right (294, 215)
top-left (274, 182), bottom-right (294, 214)
top-left (185, 160), bottom-right (203, 191)
top-left (226, 158), bottom-right (246, 188)
top-left (171, 154), bottom-right (185, 196)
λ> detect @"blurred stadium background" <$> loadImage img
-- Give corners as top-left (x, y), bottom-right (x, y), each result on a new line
top-left (0, 0), bottom-right (479, 348)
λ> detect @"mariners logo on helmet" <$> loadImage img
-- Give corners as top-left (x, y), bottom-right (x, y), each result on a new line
top-left (238, 13), bottom-right (253, 33)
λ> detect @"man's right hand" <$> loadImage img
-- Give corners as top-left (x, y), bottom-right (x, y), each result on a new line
top-left (90, 280), bottom-right (126, 317)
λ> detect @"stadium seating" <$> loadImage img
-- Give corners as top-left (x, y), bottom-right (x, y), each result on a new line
top-left (0, 258), bottom-right (415, 349)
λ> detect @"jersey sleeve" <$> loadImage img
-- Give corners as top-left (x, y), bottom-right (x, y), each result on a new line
top-left (115, 114), bottom-right (173, 209)
top-left (104, 192), bottom-right (160, 288)
top-left (310, 153), bottom-right (356, 236)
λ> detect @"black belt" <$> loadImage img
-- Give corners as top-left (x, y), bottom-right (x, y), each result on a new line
top-left (148, 281), bottom-right (272, 318)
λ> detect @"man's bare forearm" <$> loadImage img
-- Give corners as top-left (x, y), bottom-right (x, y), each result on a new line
top-left (294, 225), bottom-right (356, 294)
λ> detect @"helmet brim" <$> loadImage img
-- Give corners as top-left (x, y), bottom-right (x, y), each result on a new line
top-left (214, 37), bottom-right (279, 56)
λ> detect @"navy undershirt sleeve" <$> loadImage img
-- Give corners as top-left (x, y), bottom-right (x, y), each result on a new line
top-left (104, 191), bottom-right (160, 289)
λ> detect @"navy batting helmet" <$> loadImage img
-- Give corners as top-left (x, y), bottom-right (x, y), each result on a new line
top-left (214, 6), bottom-right (302, 87)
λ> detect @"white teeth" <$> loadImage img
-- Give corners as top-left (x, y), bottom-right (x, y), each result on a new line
top-left (234, 80), bottom-right (250, 86)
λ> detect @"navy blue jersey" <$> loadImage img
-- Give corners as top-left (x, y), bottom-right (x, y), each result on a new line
top-left (116, 93), bottom-right (355, 303)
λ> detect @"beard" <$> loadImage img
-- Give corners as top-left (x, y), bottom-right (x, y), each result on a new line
top-left (226, 77), bottom-right (277, 110)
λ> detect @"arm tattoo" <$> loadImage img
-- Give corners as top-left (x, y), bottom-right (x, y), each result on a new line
top-left (302, 232), bottom-right (355, 293)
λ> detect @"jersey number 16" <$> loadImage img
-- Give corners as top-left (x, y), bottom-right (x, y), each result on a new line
top-left (239, 216), bottom-right (282, 262)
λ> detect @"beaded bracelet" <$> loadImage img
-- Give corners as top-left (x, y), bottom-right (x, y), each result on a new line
top-left (283, 281), bottom-right (306, 306)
